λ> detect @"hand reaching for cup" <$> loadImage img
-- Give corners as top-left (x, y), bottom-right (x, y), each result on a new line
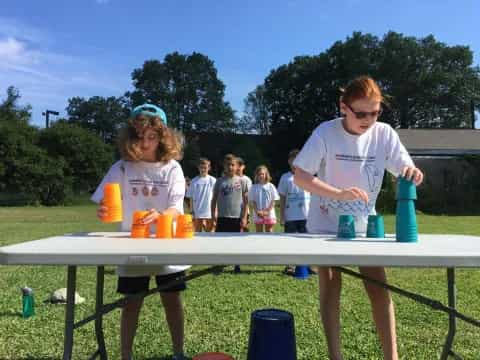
top-left (336, 187), bottom-right (369, 203)
top-left (401, 166), bottom-right (424, 186)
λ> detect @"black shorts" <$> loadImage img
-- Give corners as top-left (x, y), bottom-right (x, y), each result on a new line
top-left (284, 220), bottom-right (307, 233)
top-left (117, 271), bottom-right (187, 295)
top-left (216, 217), bottom-right (241, 232)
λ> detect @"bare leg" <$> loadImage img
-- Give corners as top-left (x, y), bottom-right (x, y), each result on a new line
top-left (160, 291), bottom-right (184, 355)
top-left (255, 224), bottom-right (263, 232)
top-left (265, 224), bottom-right (274, 233)
top-left (318, 267), bottom-right (343, 360)
top-left (359, 267), bottom-right (398, 360)
top-left (120, 298), bottom-right (144, 360)
top-left (194, 219), bottom-right (204, 232)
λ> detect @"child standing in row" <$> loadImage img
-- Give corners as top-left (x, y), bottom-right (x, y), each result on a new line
top-left (211, 154), bottom-right (249, 273)
top-left (236, 157), bottom-right (252, 232)
top-left (278, 149), bottom-right (311, 275)
top-left (92, 104), bottom-right (188, 360)
top-left (186, 158), bottom-right (216, 232)
top-left (293, 76), bottom-right (424, 360)
top-left (249, 165), bottom-right (279, 233)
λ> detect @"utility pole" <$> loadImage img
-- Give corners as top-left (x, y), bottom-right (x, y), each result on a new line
top-left (42, 110), bottom-right (59, 128)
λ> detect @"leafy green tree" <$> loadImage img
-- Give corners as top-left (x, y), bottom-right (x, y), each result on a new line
top-left (241, 85), bottom-right (271, 135)
top-left (0, 120), bottom-right (71, 205)
top-left (0, 86), bottom-right (32, 124)
top-left (128, 52), bottom-right (235, 133)
top-left (66, 96), bottom-right (129, 143)
top-left (38, 121), bottom-right (114, 193)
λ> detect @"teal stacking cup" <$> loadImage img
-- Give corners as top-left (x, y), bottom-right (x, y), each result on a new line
top-left (396, 201), bottom-right (418, 242)
top-left (337, 215), bottom-right (356, 238)
top-left (366, 215), bottom-right (385, 238)
top-left (396, 176), bottom-right (417, 200)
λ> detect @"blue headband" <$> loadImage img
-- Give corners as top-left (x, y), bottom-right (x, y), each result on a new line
top-left (131, 104), bottom-right (167, 125)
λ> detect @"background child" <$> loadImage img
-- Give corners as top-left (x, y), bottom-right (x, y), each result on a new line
top-left (92, 104), bottom-right (188, 360)
top-left (236, 157), bottom-right (252, 232)
top-left (186, 158), bottom-right (216, 232)
top-left (211, 153), bottom-right (249, 273)
top-left (278, 149), bottom-right (311, 275)
top-left (249, 165), bottom-right (279, 233)
top-left (293, 76), bottom-right (424, 360)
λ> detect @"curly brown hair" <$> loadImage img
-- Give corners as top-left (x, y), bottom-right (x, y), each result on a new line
top-left (118, 114), bottom-right (183, 162)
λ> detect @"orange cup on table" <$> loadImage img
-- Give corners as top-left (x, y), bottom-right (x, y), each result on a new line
top-left (131, 211), bottom-right (150, 238)
top-left (102, 183), bottom-right (123, 223)
top-left (156, 214), bottom-right (173, 239)
top-left (175, 214), bottom-right (194, 238)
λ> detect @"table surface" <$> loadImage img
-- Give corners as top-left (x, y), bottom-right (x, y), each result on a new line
top-left (1, 232), bottom-right (480, 267)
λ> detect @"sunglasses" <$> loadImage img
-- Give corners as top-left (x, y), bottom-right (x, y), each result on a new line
top-left (345, 103), bottom-right (383, 119)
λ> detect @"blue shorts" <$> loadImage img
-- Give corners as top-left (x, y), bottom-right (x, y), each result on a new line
top-left (117, 271), bottom-right (187, 295)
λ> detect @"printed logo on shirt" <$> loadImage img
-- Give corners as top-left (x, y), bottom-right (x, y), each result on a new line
top-left (151, 186), bottom-right (159, 196)
top-left (335, 154), bottom-right (375, 162)
top-left (132, 187), bottom-right (138, 196)
top-left (221, 182), bottom-right (242, 196)
top-left (142, 186), bottom-right (149, 196)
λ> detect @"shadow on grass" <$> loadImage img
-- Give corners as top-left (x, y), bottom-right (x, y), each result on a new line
top-left (0, 310), bottom-right (22, 318)
top-left (0, 358), bottom-right (58, 360)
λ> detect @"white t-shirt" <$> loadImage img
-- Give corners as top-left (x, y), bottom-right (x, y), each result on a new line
top-left (91, 159), bottom-right (190, 277)
top-left (248, 182), bottom-right (280, 222)
top-left (240, 175), bottom-right (253, 191)
top-left (277, 171), bottom-right (311, 221)
top-left (293, 118), bottom-right (414, 234)
top-left (186, 174), bottom-right (216, 219)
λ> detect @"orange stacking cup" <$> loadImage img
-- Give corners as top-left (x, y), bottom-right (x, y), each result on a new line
top-left (102, 183), bottom-right (123, 223)
top-left (175, 214), bottom-right (194, 238)
top-left (156, 214), bottom-right (173, 239)
top-left (131, 211), bottom-right (150, 238)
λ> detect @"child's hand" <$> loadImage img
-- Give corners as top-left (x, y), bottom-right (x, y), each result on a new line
top-left (402, 166), bottom-right (424, 185)
top-left (97, 200), bottom-right (108, 219)
top-left (337, 187), bottom-right (369, 203)
top-left (141, 208), bottom-right (160, 224)
top-left (240, 218), bottom-right (247, 229)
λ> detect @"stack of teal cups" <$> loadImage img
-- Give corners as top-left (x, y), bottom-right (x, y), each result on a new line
top-left (395, 176), bottom-right (418, 242)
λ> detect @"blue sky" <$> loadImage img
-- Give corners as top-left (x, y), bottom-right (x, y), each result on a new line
top-left (1, 0), bottom-right (479, 128)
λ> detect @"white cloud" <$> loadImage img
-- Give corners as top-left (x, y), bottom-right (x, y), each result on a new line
top-left (0, 18), bottom-right (128, 127)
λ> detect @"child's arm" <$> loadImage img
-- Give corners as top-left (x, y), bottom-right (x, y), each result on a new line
top-left (240, 191), bottom-right (249, 227)
top-left (294, 167), bottom-right (369, 203)
top-left (279, 195), bottom-right (286, 225)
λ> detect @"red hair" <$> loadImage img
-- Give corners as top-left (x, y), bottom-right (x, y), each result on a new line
top-left (340, 76), bottom-right (384, 105)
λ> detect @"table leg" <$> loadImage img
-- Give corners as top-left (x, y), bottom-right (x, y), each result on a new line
top-left (63, 265), bottom-right (77, 360)
top-left (95, 266), bottom-right (108, 360)
top-left (440, 268), bottom-right (456, 360)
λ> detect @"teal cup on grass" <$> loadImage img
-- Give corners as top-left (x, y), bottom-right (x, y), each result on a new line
top-left (337, 215), bottom-right (356, 239)
top-left (366, 215), bottom-right (385, 238)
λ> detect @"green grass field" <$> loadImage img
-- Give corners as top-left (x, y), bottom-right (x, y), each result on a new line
top-left (0, 205), bottom-right (479, 359)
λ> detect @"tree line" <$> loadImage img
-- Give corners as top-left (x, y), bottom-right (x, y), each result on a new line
top-left (1, 31), bottom-right (479, 207)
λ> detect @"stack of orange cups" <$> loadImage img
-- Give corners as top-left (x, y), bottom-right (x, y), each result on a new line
top-left (102, 183), bottom-right (123, 223)
top-left (156, 214), bottom-right (173, 239)
top-left (131, 211), bottom-right (150, 238)
top-left (175, 214), bottom-right (194, 238)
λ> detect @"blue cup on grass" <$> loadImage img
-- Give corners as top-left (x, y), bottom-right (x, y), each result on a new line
top-left (294, 265), bottom-right (309, 280)
top-left (366, 215), bottom-right (385, 238)
top-left (247, 309), bottom-right (297, 360)
top-left (337, 215), bottom-right (356, 239)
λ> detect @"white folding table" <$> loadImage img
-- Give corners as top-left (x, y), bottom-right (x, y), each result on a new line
top-left (1, 232), bottom-right (480, 360)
